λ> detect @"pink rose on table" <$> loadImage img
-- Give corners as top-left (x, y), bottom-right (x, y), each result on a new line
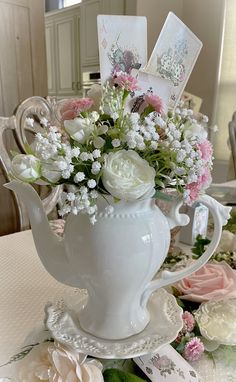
top-left (176, 261), bottom-right (236, 302)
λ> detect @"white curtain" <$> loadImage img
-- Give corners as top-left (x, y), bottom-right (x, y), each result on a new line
top-left (214, 0), bottom-right (236, 161)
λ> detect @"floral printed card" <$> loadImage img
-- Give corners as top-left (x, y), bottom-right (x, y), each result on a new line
top-left (97, 15), bottom-right (147, 84)
top-left (126, 69), bottom-right (172, 113)
top-left (144, 12), bottom-right (202, 109)
top-left (134, 344), bottom-right (202, 381)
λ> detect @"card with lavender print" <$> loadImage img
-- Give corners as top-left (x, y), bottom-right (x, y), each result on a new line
top-left (97, 15), bottom-right (147, 84)
top-left (144, 12), bottom-right (202, 109)
top-left (125, 69), bottom-right (172, 113)
top-left (134, 344), bottom-right (202, 382)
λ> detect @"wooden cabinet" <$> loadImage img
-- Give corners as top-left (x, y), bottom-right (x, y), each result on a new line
top-left (80, 0), bottom-right (125, 70)
top-left (45, 6), bottom-right (81, 97)
top-left (45, 0), bottom-right (125, 96)
top-left (80, 0), bottom-right (101, 68)
top-left (0, 0), bottom-right (47, 116)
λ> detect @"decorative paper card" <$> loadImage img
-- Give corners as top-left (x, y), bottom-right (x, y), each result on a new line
top-left (125, 69), bottom-right (172, 113)
top-left (181, 91), bottom-right (203, 112)
top-left (134, 344), bottom-right (202, 382)
top-left (97, 15), bottom-right (147, 84)
top-left (144, 12), bottom-right (202, 109)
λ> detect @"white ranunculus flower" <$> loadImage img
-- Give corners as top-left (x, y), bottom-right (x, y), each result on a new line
top-left (102, 149), bottom-right (155, 200)
top-left (64, 117), bottom-right (94, 143)
top-left (11, 154), bottom-right (41, 182)
top-left (183, 121), bottom-right (208, 141)
top-left (14, 342), bottom-right (104, 382)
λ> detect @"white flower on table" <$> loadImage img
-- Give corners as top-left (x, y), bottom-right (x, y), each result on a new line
top-left (13, 341), bottom-right (104, 382)
top-left (102, 149), bottom-right (155, 200)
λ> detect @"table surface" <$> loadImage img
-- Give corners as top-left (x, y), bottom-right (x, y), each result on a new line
top-left (0, 229), bottom-right (71, 377)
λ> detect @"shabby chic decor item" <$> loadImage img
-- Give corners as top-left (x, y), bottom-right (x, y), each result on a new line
top-left (5, 75), bottom-right (231, 342)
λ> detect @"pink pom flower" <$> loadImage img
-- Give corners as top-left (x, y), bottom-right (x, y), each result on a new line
top-left (182, 311), bottom-right (195, 333)
top-left (113, 72), bottom-right (140, 92)
top-left (61, 98), bottom-right (94, 120)
top-left (144, 93), bottom-right (166, 114)
top-left (183, 337), bottom-right (204, 361)
top-left (186, 167), bottom-right (212, 203)
top-left (186, 181), bottom-right (201, 203)
top-left (197, 140), bottom-right (213, 160)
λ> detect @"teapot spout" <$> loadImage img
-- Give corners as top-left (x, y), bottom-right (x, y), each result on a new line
top-left (4, 180), bottom-right (75, 287)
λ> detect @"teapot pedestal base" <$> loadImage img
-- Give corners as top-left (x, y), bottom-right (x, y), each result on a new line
top-left (45, 288), bottom-right (183, 359)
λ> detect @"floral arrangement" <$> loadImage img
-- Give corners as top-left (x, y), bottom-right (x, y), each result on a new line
top-left (10, 71), bottom-right (212, 224)
top-left (166, 213), bottom-right (236, 364)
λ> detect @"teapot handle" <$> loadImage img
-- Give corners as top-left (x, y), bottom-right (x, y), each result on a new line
top-left (141, 194), bottom-right (231, 308)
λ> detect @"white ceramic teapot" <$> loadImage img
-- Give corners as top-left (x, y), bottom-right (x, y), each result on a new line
top-left (5, 180), bottom-right (231, 340)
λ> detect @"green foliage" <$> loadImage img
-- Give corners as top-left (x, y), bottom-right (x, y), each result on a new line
top-left (103, 368), bottom-right (147, 382)
top-left (223, 210), bottom-right (236, 234)
top-left (191, 234), bottom-right (211, 258)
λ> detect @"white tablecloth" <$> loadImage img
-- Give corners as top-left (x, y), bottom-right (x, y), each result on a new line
top-left (0, 230), bottom-right (71, 377)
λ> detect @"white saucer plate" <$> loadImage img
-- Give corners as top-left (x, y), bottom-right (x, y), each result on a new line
top-left (45, 288), bottom-right (183, 359)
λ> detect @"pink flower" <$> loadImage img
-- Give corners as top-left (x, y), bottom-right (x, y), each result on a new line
top-left (186, 181), bottom-right (201, 203)
top-left (182, 311), bottom-right (195, 333)
top-left (61, 98), bottom-right (94, 120)
top-left (144, 93), bottom-right (166, 114)
top-left (186, 167), bottom-right (212, 203)
top-left (197, 140), bottom-right (213, 161)
top-left (176, 261), bottom-right (236, 302)
top-left (199, 166), bottom-right (212, 188)
top-left (113, 72), bottom-right (140, 91)
top-left (183, 337), bottom-right (204, 361)
top-left (152, 355), bottom-right (175, 370)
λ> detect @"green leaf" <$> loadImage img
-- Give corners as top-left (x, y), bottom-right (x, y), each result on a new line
top-left (154, 190), bottom-right (174, 201)
top-left (103, 368), bottom-right (146, 382)
top-left (191, 235), bottom-right (211, 258)
top-left (23, 142), bottom-right (35, 155)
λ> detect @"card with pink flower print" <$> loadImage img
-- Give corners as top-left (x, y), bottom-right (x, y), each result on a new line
top-left (134, 344), bottom-right (202, 382)
top-left (97, 15), bottom-right (147, 83)
top-left (125, 69), bottom-right (172, 114)
top-left (144, 12), bottom-right (203, 109)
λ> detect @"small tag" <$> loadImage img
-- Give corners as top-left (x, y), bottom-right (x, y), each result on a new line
top-left (133, 344), bottom-right (202, 381)
top-left (179, 203), bottom-right (209, 245)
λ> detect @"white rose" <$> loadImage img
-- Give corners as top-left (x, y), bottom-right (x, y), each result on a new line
top-left (14, 342), bottom-right (104, 382)
top-left (102, 150), bottom-right (155, 200)
top-left (64, 117), bottom-right (94, 143)
top-left (11, 154), bottom-right (41, 182)
top-left (183, 121), bottom-right (207, 141)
